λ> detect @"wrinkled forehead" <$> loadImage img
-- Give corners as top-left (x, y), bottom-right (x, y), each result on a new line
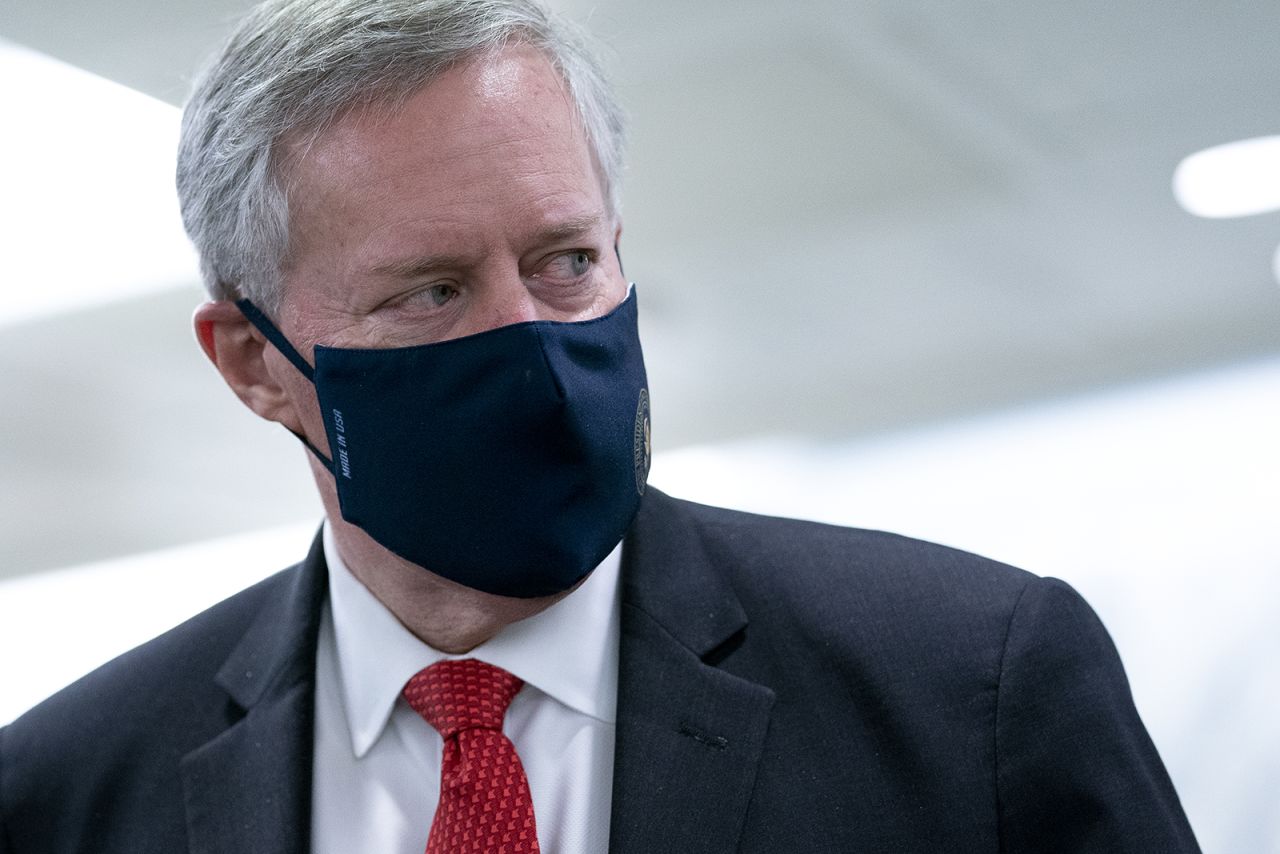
top-left (273, 44), bottom-right (597, 203)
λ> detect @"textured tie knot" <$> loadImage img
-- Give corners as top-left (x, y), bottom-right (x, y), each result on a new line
top-left (402, 658), bottom-right (524, 740)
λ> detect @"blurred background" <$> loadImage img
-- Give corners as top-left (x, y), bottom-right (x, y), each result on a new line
top-left (2, 0), bottom-right (1278, 850)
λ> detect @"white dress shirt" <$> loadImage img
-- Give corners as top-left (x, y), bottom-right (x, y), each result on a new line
top-left (310, 523), bottom-right (621, 854)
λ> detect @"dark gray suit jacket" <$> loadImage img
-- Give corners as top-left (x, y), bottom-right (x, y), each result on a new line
top-left (0, 489), bottom-right (1199, 852)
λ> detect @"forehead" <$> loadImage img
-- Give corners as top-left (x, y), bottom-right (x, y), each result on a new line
top-left (280, 45), bottom-right (602, 258)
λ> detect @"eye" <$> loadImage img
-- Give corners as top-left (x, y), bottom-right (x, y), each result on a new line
top-left (566, 251), bottom-right (591, 277)
top-left (538, 250), bottom-right (595, 281)
top-left (420, 283), bottom-right (457, 307)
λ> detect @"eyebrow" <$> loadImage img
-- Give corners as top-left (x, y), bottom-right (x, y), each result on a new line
top-left (368, 212), bottom-right (607, 280)
top-left (371, 252), bottom-right (470, 280)
top-left (533, 212), bottom-right (606, 244)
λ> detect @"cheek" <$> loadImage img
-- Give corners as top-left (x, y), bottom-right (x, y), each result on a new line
top-left (590, 273), bottom-right (629, 320)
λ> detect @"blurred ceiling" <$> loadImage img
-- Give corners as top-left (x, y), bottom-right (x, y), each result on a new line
top-left (3, 0), bottom-right (1280, 577)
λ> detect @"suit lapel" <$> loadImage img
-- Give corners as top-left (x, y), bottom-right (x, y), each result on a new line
top-left (610, 490), bottom-right (775, 854)
top-left (178, 496), bottom-right (771, 853)
top-left (181, 532), bottom-right (328, 854)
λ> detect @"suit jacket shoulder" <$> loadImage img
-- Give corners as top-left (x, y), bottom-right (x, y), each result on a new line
top-left (1, 541), bottom-right (325, 854)
top-left (631, 494), bottom-right (1041, 692)
top-left (611, 490), bottom-right (1199, 853)
top-left (677, 494), bottom-right (1037, 636)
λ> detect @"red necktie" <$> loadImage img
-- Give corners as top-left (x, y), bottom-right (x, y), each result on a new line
top-left (402, 658), bottom-right (541, 854)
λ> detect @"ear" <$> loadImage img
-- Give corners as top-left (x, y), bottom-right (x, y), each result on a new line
top-left (193, 300), bottom-right (304, 432)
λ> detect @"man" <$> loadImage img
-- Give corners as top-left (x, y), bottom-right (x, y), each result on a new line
top-left (0, 0), bottom-right (1200, 851)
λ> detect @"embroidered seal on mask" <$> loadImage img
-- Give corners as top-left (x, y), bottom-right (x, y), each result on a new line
top-left (634, 388), bottom-right (651, 495)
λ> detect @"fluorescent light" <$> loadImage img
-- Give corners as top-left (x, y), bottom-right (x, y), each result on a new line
top-left (0, 40), bottom-right (198, 327)
top-left (1173, 135), bottom-right (1280, 218)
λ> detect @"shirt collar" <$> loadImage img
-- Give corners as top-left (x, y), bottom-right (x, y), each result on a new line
top-left (323, 522), bottom-right (622, 759)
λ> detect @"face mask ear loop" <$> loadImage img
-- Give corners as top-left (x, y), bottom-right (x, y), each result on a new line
top-left (235, 299), bottom-right (337, 473)
top-left (289, 428), bottom-right (336, 471)
top-left (236, 299), bottom-right (315, 381)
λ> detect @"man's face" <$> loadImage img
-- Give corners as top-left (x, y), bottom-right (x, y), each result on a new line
top-left (267, 44), bottom-right (626, 448)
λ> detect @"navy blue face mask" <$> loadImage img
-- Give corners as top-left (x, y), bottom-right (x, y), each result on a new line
top-left (236, 287), bottom-right (651, 598)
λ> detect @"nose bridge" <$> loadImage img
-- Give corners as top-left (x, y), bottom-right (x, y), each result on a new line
top-left (476, 262), bottom-right (538, 330)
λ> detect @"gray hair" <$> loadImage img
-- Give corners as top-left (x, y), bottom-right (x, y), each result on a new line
top-left (176, 0), bottom-right (627, 311)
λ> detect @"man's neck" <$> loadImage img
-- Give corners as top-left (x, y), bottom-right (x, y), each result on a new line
top-left (324, 514), bottom-right (571, 653)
